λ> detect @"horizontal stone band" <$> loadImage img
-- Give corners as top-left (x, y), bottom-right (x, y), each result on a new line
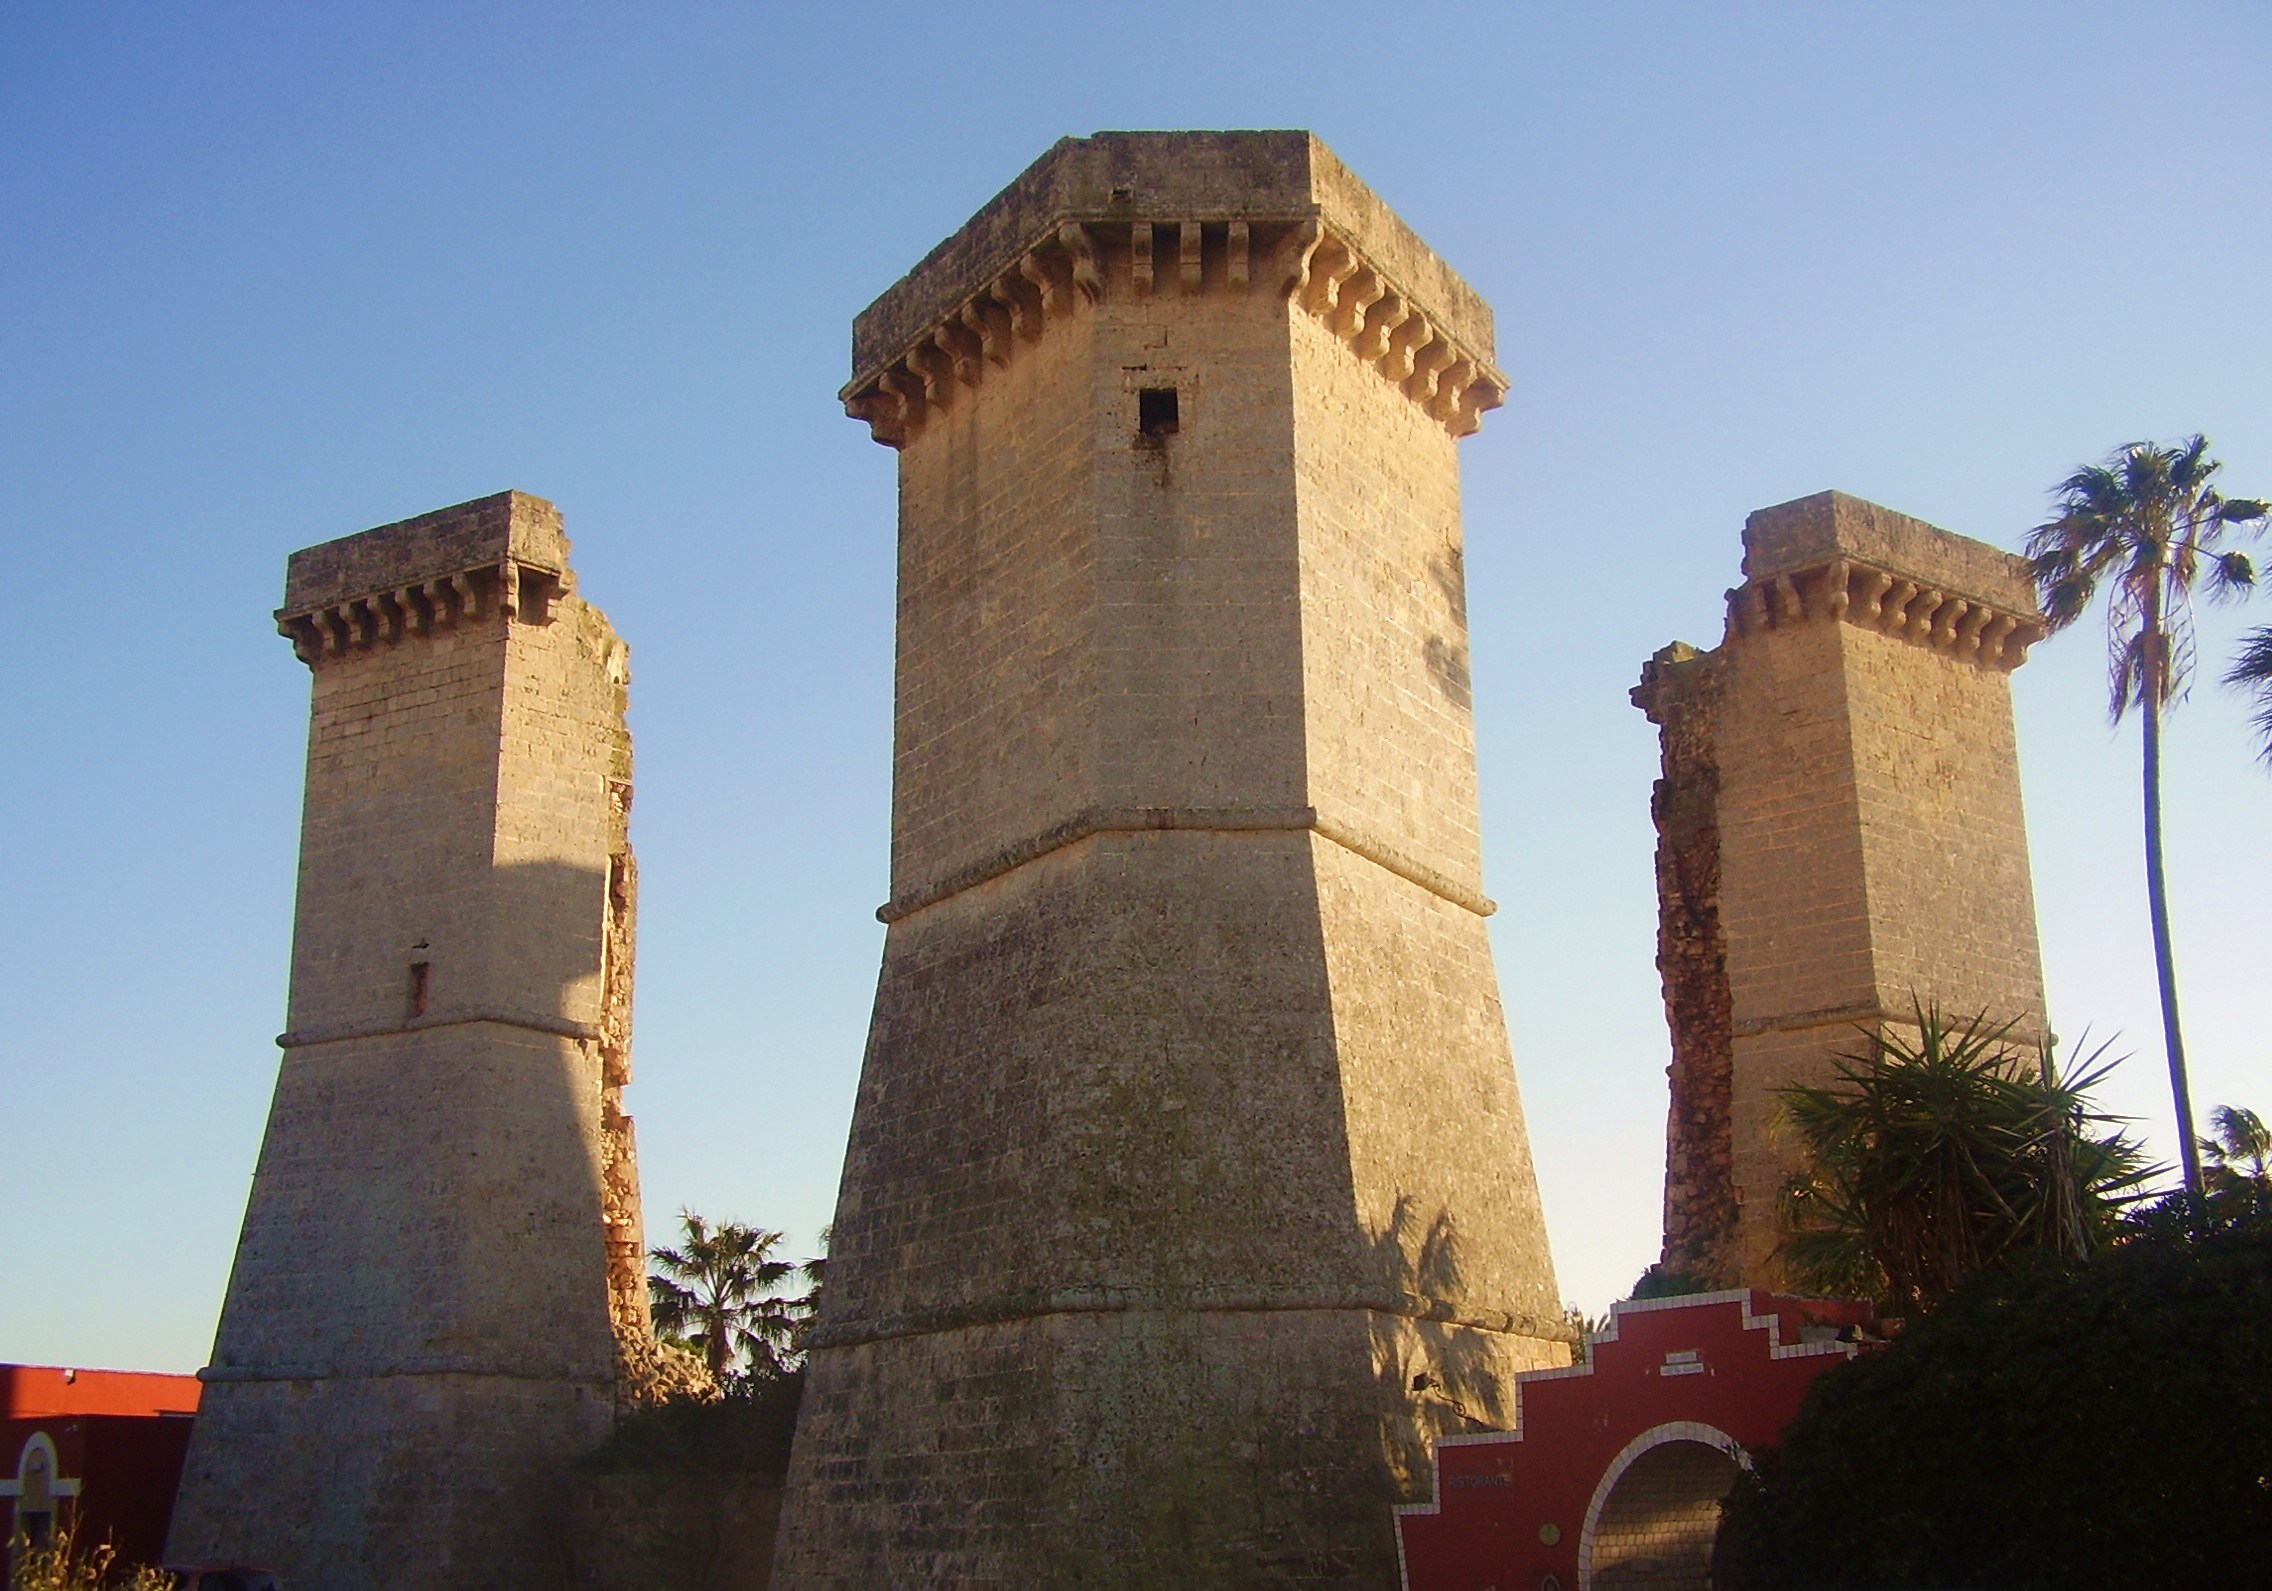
top-left (808, 1289), bottom-right (1576, 1354)
top-left (878, 803), bottom-right (1496, 923)
top-left (199, 1363), bottom-right (615, 1385)
top-left (276, 1009), bottom-right (600, 1049)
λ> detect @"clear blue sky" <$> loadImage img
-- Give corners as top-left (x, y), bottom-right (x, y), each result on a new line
top-left (4, 2), bottom-right (2266, 1373)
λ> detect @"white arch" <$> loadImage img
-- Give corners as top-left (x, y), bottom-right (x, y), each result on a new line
top-left (1576, 1419), bottom-right (1746, 1591)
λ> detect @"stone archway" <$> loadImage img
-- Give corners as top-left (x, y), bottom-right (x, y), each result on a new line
top-left (1578, 1421), bottom-right (1744, 1591)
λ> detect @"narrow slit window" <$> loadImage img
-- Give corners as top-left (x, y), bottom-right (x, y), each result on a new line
top-left (1139, 386), bottom-right (1179, 437)
top-left (407, 960), bottom-right (431, 1019)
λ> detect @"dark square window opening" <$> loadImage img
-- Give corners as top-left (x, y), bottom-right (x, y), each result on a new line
top-left (1138, 387), bottom-right (1179, 437)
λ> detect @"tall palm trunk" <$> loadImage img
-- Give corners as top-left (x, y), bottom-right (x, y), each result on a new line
top-left (2140, 610), bottom-right (2204, 1195)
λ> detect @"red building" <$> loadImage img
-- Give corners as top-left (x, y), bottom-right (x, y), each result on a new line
top-left (2, 1364), bottom-right (201, 1569)
top-left (1394, 1290), bottom-right (1875, 1591)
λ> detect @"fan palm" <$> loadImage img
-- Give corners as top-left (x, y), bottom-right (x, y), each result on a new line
top-left (2025, 436), bottom-right (2266, 1193)
top-left (649, 1211), bottom-right (803, 1382)
top-left (1775, 1003), bottom-right (2153, 1314)
top-left (2225, 625), bottom-right (2272, 763)
top-left (2201, 1103), bottom-right (2271, 1191)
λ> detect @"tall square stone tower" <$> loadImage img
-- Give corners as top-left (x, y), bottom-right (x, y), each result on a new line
top-left (1634, 492), bottom-right (2050, 1288)
top-left (773, 132), bottom-right (1567, 1589)
top-left (167, 493), bottom-right (667, 1590)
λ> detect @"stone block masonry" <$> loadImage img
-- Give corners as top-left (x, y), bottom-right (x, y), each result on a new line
top-left (1633, 491), bottom-right (2050, 1288)
top-left (166, 492), bottom-right (687, 1591)
top-left (774, 131), bottom-right (1567, 1590)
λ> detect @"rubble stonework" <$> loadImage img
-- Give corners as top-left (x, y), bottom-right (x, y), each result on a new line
top-left (1634, 491), bottom-right (2052, 1288)
top-left (166, 492), bottom-right (682, 1590)
top-left (772, 130), bottom-right (1567, 1590)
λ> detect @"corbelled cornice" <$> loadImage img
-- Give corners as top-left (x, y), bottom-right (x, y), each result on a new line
top-left (840, 131), bottom-right (1509, 448)
top-left (1722, 555), bottom-right (2045, 669)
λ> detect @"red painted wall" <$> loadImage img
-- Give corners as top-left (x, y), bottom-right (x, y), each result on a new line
top-left (1394, 1291), bottom-right (1875, 1591)
top-left (3, 1366), bottom-right (202, 1569)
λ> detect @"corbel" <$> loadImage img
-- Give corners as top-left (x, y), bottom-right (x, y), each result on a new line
top-left (1427, 356), bottom-right (1476, 422)
top-left (1773, 573), bottom-right (1803, 627)
top-left (1978, 612), bottom-right (2017, 667)
top-left (453, 570), bottom-right (483, 621)
top-left (933, 324), bottom-right (981, 389)
top-left (1448, 374), bottom-right (1503, 439)
top-left (847, 389), bottom-right (909, 449)
top-left (1130, 220), bottom-right (1155, 298)
top-left (1355, 295), bottom-right (1410, 364)
top-left (1277, 218), bottom-right (1324, 298)
top-left (346, 598), bottom-right (378, 649)
top-left (1406, 337), bottom-right (1457, 405)
top-left (374, 590), bottom-right (407, 644)
top-left (1020, 247), bottom-right (1068, 320)
top-left (1882, 580), bottom-right (1919, 636)
top-left (989, 274), bottom-right (1039, 344)
top-left (908, 341), bottom-right (953, 408)
top-left (1304, 236), bottom-right (1360, 317)
top-left (1383, 313), bottom-right (1434, 382)
top-left (1855, 568), bottom-right (1893, 625)
top-left (1932, 598), bottom-right (1968, 651)
top-left (880, 366), bottom-right (927, 432)
top-left (1058, 222), bottom-right (1103, 302)
top-left (319, 607), bottom-right (351, 656)
top-left (1955, 603), bottom-right (1991, 659)
top-left (498, 558), bottom-right (521, 623)
top-left (400, 585), bottom-right (431, 636)
top-left (1332, 268), bottom-right (1385, 340)
top-left (961, 299), bottom-right (1008, 368)
top-left (1179, 221), bottom-right (1203, 295)
top-left (1906, 590), bottom-right (1943, 644)
top-left (1227, 221), bottom-right (1250, 292)
top-left (278, 614), bottom-right (322, 665)
top-left (1822, 559), bottom-right (1852, 621)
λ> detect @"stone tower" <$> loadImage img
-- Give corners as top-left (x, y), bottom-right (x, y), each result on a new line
top-left (1633, 491), bottom-right (2050, 1288)
top-left (168, 492), bottom-right (669, 1590)
top-left (773, 131), bottom-right (1567, 1589)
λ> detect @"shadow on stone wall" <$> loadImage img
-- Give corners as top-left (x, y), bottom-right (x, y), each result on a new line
top-left (568, 1373), bottom-right (803, 1591)
top-left (1366, 1196), bottom-right (1515, 1497)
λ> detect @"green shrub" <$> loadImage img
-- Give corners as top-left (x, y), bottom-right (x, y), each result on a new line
top-left (582, 1370), bottom-right (803, 1480)
top-left (1717, 1221), bottom-right (2272, 1588)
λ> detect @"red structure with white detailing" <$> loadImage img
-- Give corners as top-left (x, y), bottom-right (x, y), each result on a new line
top-left (1394, 1290), bottom-right (1875, 1591)
top-left (3, 1364), bottom-right (201, 1568)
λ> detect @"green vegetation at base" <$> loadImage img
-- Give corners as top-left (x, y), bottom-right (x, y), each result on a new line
top-left (1716, 1211), bottom-right (2272, 1589)
top-left (1773, 1005), bottom-right (2150, 1315)
top-left (583, 1370), bottom-right (806, 1480)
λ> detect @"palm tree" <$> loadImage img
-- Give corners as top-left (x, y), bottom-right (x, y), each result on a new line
top-left (2201, 1103), bottom-right (2271, 1191)
top-left (2225, 625), bottom-right (2272, 762)
top-left (649, 1211), bottom-right (803, 1382)
top-left (1775, 1003), bottom-right (2153, 1314)
top-left (2025, 437), bottom-right (2266, 1193)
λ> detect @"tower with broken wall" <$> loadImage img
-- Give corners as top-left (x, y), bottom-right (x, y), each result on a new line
top-left (771, 131), bottom-right (1569, 1589)
top-left (1633, 491), bottom-right (2051, 1289)
top-left (167, 492), bottom-right (682, 1591)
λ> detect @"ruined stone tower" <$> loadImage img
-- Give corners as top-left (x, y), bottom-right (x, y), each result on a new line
top-left (1633, 491), bottom-right (2050, 1289)
top-left (168, 492), bottom-right (668, 1590)
top-left (772, 131), bottom-right (1567, 1589)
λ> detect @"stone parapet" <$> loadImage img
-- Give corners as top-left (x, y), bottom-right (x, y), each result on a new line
top-left (1727, 491), bottom-right (2044, 667)
top-left (842, 130), bottom-right (1507, 447)
top-left (275, 490), bottom-right (571, 664)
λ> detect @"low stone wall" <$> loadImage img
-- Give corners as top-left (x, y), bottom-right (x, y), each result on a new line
top-left (567, 1473), bottom-right (782, 1591)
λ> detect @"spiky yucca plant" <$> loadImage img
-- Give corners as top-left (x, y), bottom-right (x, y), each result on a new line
top-left (1776, 1004), bottom-right (2153, 1314)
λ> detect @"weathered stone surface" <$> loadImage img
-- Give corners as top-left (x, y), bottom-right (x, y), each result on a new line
top-left (1635, 492), bottom-right (2050, 1287)
top-left (569, 1474), bottom-right (781, 1591)
top-left (169, 492), bottom-right (673, 1589)
top-left (775, 132), bottom-right (1565, 1589)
